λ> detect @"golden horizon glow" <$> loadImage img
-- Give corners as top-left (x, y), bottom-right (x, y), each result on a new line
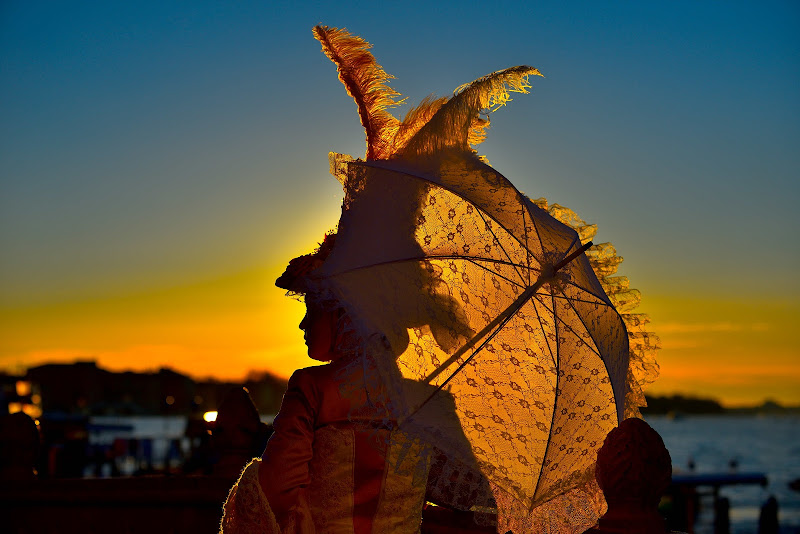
top-left (642, 293), bottom-right (800, 406)
top-left (1, 262), bottom-right (798, 407)
top-left (0, 264), bottom-right (320, 382)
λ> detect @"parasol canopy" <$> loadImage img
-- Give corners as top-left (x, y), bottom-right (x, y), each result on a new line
top-left (319, 152), bottom-right (628, 532)
top-left (301, 26), bottom-right (659, 533)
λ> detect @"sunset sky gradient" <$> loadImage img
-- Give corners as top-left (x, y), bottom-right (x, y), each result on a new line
top-left (1, 1), bottom-right (798, 406)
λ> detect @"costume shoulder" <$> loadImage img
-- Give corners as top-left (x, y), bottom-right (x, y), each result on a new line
top-left (283, 364), bottom-right (344, 421)
top-left (289, 364), bottom-right (336, 382)
top-left (288, 363), bottom-right (343, 394)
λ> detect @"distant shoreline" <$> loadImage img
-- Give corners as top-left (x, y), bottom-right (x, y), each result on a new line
top-left (4, 360), bottom-right (799, 417)
top-left (642, 394), bottom-right (800, 416)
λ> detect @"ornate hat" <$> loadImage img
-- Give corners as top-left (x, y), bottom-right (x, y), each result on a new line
top-left (275, 232), bottom-right (336, 294)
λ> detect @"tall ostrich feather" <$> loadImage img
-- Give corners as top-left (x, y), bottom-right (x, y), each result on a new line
top-left (400, 66), bottom-right (543, 157)
top-left (313, 25), bottom-right (404, 160)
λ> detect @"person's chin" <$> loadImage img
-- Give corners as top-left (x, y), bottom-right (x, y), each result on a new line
top-left (307, 346), bottom-right (328, 362)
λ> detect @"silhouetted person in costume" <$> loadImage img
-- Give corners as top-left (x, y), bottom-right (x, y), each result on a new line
top-left (221, 231), bottom-right (491, 533)
top-left (583, 418), bottom-right (680, 534)
top-left (211, 387), bottom-right (270, 479)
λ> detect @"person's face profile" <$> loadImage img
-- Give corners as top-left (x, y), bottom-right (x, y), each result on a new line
top-left (300, 304), bottom-right (336, 361)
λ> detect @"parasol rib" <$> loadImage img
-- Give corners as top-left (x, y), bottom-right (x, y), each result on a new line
top-left (557, 235), bottom-right (581, 271)
top-left (399, 290), bottom-right (524, 426)
top-left (550, 293), bottom-right (609, 307)
top-left (424, 284), bottom-right (538, 385)
top-left (475, 207), bottom-right (527, 286)
top-left (523, 207), bottom-right (533, 287)
top-left (529, 296), bottom-right (557, 367)
top-left (326, 253), bottom-right (533, 288)
top-left (560, 279), bottom-right (612, 306)
top-left (523, 197), bottom-right (549, 270)
top-left (531, 288), bottom-right (561, 509)
top-left (539, 294), bottom-right (603, 359)
top-left (401, 241), bottom-right (593, 425)
top-left (353, 160), bottom-right (536, 257)
top-left (424, 241), bottom-right (592, 384)
top-left (557, 284), bottom-right (626, 423)
top-left (465, 258), bottom-right (528, 290)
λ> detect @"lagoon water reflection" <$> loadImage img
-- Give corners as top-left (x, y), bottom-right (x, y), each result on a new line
top-left (647, 414), bottom-right (800, 534)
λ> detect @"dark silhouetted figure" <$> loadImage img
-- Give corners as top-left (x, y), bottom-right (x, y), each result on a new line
top-left (713, 497), bottom-right (730, 534)
top-left (583, 417), bottom-right (676, 534)
top-left (211, 387), bottom-right (270, 479)
top-left (758, 495), bottom-right (779, 534)
top-left (0, 412), bottom-right (40, 481)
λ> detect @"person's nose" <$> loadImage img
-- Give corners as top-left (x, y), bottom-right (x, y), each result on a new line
top-left (299, 313), bottom-right (308, 331)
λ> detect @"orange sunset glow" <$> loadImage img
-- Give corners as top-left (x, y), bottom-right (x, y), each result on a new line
top-left (0, 265), bottom-right (312, 381)
top-left (2, 262), bottom-right (798, 407)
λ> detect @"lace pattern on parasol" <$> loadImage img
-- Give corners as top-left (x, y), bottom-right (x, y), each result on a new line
top-left (532, 199), bottom-right (661, 419)
top-left (322, 153), bottom-right (650, 534)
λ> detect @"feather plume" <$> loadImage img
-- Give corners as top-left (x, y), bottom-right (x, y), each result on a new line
top-left (401, 66), bottom-right (543, 157)
top-left (313, 25), bottom-right (404, 160)
top-left (391, 95), bottom-right (448, 156)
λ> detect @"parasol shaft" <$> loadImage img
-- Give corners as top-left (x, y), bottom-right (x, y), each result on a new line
top-left (423, 240), bottom-right (592, 385)
top-left (554, 240), bottom-right (593, 272)
top-left (423, 286), bottom-right (536, 386)
top-left (403, 241), bottom-right (593, 424)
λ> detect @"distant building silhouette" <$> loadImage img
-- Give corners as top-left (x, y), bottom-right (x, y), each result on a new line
top-left (21, 360), bottom-right (287, 417)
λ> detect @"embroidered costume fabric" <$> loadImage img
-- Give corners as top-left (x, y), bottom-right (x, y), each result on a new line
top-left (221, 359), bottom-right (431, 533)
